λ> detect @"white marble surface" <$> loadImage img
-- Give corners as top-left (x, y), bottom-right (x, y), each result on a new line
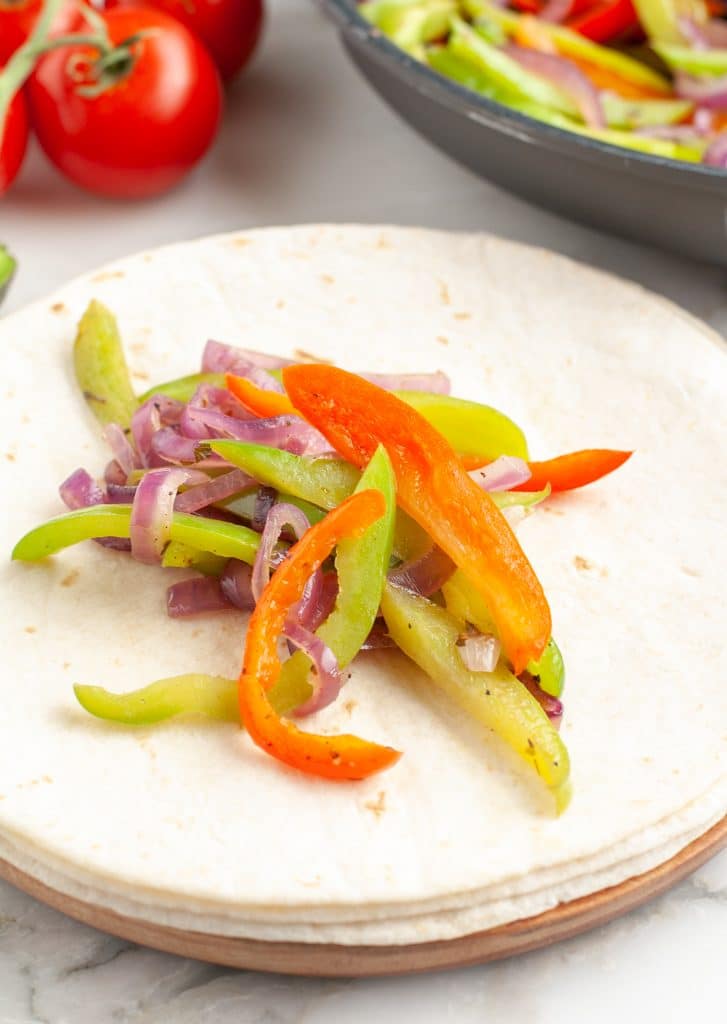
top-left (1, 0), bottom-right (725, 1019)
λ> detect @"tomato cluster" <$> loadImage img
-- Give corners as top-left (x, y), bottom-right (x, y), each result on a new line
top-left (0, 0), bottom-right (263, 197)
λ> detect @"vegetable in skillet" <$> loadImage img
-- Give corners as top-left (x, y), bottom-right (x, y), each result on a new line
top-left (359, 0), bottom-right (727, 166)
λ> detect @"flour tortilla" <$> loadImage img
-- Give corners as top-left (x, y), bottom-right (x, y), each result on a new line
top-left (0, 226), bottom-right (724, 946)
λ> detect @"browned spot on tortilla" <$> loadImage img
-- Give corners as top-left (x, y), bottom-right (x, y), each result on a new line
top-left (91, 270), bottom-right (125, 283)
top-left (5, 452), bottom-right (15, 462)
top-left (344, 699), bottom-right (357, 715)
top-left (21, 415), bottom-right (30, 424)
top-left (365, 791), bottom-right (387, 818)
top-left (24, 626), bottom-right (36, 634)
top-left (454, 312), bottom-right (472, 321)
top-left (63, 662), bottom-right (71, 670)
top-left (143, 254), bottom-right (153, 263)
top-left (436, 335), bottom-right (450, 346)
top-left (375, 234), bottom-right (392, 250)
top-left (600, 567), bottom-right (609, 578)
top-left (42, 775), bottom-right (53, 784)
top-left (438, 280), bottom-right (451, 306)
top-left (132, 370), bottom-right (150, 381)
top-left (130, 341), bottom-right (147, 354)
top-left (275, 299), bottom-right (286, 310)
top-left (681, 565), bottom-right (701, 578)
top-left (61, 570), bottom-right (80, 588)
top-left (574, 555), bottom-right (594, 571)
top-left (50, 301), bottom-right (66, 314)
top-left (321, 274), bottom-right (335, 285)
top-left (293, 348), bottom-right (333, 365)
top-left (543, 504), bottom-right (564, 516)
top-left (231, 237), bottom-right (252, 247)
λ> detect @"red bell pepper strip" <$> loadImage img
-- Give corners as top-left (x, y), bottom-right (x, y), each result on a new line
top-left (512, 449), bottom-right (632, 492)
top-left (238, 488), bottom-right (401, 781)
top-left (226, 373), bottom-right (296, 418)
top-left (283, 365), bottom-right (551, 676)
top-left (567, 0), bottom-right (639, 43)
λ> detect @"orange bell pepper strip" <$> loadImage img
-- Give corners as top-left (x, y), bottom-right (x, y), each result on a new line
top-left (283, 365), bottom-right (551, 675)
top-left (238, 488), bottom-right (401, 781)
top-left (226, 373), bottom-right (296, 418)
top-left (512, 449), bottom-right (632, 492)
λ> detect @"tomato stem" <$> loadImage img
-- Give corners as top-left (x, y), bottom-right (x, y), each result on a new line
top-left (0, 0), bottom-right (66, 138)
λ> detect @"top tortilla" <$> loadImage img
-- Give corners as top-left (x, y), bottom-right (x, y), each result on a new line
top-left (0, 225), bottom-right (724, 945)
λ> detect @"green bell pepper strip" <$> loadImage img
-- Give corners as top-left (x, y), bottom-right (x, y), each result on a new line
top-left (161, 541), bottom-right (229, 576)
top-left (380, 582), bottom-right (571, 811)
top-left (137, 373), bottom-right (226, 404)
top-left (0, 244), bottom-right (17, 308)
top-left (450, 17), bottom-right (579, 117)
top-left (632, 0), bottom-right (708, 45)
top-left (360, 0), bottom-right (458, 51)
top-left (397, 391), bottom-right (529, 462)
top-left (12, 505), bottom-right (262, 564)
top-left (73, 301), bottom-right (138, 429)
top-left (224, 488), bottom-right (327, 528)
top-left (600, 93), bottom-right (693, 129)
top-left (652, 42), bottom-right (727, 76)
top-left (464, 0), bottom-right (671, 92)
top-left (272, 444), bottom-right (397, 715)
top-left (75, 674), bottom-right (239, 726)
top-left (442, 568), bottom-right (565, 696)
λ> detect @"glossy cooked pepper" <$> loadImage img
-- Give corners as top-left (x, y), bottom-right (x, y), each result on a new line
top-left (442, 568), bottom-right (565, 695)
top-left (12, 504), bottom-right (263, 564)
top-left (73, 301), bottom-right (138, 428)
top-left (238, 488), bottom-right (401, 781)
top-left (0, 244), bottom-right (16, 307)
top-left (137, 372), bottom-right (225, 404)
top-left (513, 449), bottom-right (632, 492)
top-left (161, 541), bottom-right (229, 576)
top-left (272, 444), bottom-right (397, 715)
top-left (284, 364), bottom-right (551, 675)
top-left (224, 375), bottom-right (531, 465)
top-left (75, 674), bottom-right (240, 725)
top-left (380, 582), bottom-right (571, 811)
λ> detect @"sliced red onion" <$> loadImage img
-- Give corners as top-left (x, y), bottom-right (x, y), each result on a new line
top-left (182, 406), bottom-right (329, 455)
top-left (283, 619), bottom-right (343, 717)
top-left (388, 546), bottom-right (455, 597)
top-left (362, 370), bottom-right (450, 394)
top-left (130, 468), bottom-right (191, 564)
top-left (675, 70), bottom-right (727, 108)
top-left (361, 619), bottom-right (396, 650)
top-left (504, 44), bottom-right (605, 128)
top-left (59, 468), bottom-right (105, 510)
top-left (678, 16), bottom-right (727, 48)
top-left (174, 469), bottom-right (254, 514)
top-left (104, 459), bottom-right (127, 486)
top-left (521, 673), bottom-right (564, 729)
top-left (102, 423), bottom-right (139, 477)
top-left (252, 502), bottom-right (311, 601)
top-left (539, 0), bottom-right (573, 22)
top-left (130, 398), bottom-right (161, 467)
top-left (219, 560), bottom-right (256, 611)
top-left (457, 632), bottom-right (502, 673)
top-left (201, 341), bottom-right (287, 391)
top-left (294, 569), bottom-right (339, 631)
top-left (695, 107), bottom-right (716, 133)
top-left (251, 486), bottom-right (277, 532)
top-left (704, 131), bottom-right (727, 166)
top-left (59, 468), bottom-right (130, 551)
top-left (150, 428), bottom-right (228, 468)
top-left (469, 455), bottom-right (532, 492)
top-left (166, 576), bottom-right (235, 618)
top-left (106, 482), bottom-right (137, 504)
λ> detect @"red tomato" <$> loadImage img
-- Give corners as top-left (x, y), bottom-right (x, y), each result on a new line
top-left (107, 0), bottom-right (264, 81)
top-left (28, 7), bottom-right (223, 198)
top-left (0, 0), bottom-right (79, 64)
top-left (0, 88), bottom-right (29, 195)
